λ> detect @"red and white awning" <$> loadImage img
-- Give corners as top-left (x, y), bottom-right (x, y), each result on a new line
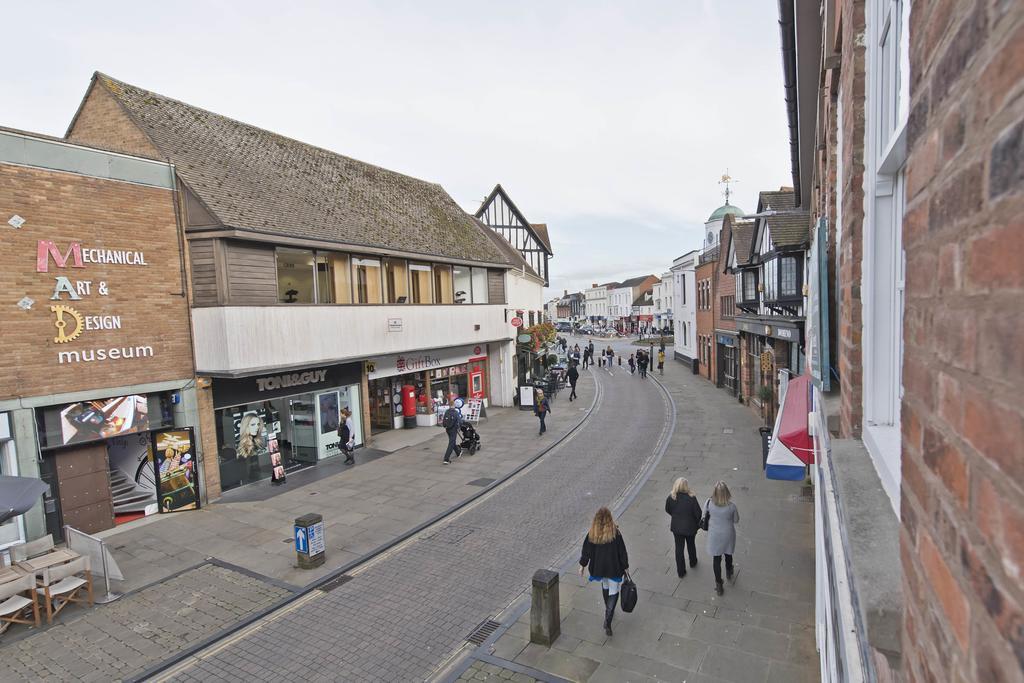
top-left (765, 374), bottom-right (815, 480)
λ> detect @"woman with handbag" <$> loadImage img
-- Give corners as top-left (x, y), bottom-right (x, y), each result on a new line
top-left (665, 477), bottom-right (702, 577)
top-left (578, 507), bottom-right (629, 636)
top-left (704, 481), bottom-right (740, 595)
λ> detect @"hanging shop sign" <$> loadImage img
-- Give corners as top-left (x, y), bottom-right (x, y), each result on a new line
top-left (152, 427), bottom-right (200, 513)
top-left (212, 362), bottom-right (362, 409)
top-left (510, 316), bottom-right (523, 327)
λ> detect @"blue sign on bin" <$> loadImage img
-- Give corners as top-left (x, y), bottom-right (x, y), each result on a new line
top-left (295, 525), bottom-right (309, 554)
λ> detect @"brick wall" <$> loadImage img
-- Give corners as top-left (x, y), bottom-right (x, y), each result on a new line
top-left (66, 79), bottom-right (161, 160)
top-left (0, 163), bottom-right (194, 398)
top-left (901, 1), bottom-right (1024, 680)
top-left (836, 0), bottom-right (867, 439)
top-left (695, 260), bottom-right (716, 381)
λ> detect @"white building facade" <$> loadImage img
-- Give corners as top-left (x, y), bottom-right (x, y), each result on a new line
top-left (671, 250), bottom-right (698, 365)
top-left (652, 271), bottom-right (673, 332)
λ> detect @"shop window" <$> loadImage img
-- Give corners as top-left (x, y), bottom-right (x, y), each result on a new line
top-left (453, 266), bottom-right (471, 304)
top-left (433, 264), bottom-right (453, 303)
top-left (383, 258), bottom-right (408, 304)
top-left (471, 268), bottom-right (489, 304)
top-left (410, 263), bottom-right (433, 303)
top-left (352, 257), bottom-right (383, 304)
top-left (276, 248), bottom-right (315, 303)
top-left (780, 257), bottom-right (799, 298)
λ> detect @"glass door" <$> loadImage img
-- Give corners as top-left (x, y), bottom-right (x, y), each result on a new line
top-left (287, 394), bottom-right (318, 465)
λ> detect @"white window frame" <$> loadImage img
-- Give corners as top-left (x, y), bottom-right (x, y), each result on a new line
top-left (862, 0), bottom-right (909, 513)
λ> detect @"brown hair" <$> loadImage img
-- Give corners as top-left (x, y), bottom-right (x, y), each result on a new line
top-left (712, 481), bottom-right (732, 507)
top-left (587, 507), bottom-right (617, 545)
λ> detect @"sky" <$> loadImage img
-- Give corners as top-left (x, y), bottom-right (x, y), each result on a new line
top-left (2, 1), bottom-right (791, 297)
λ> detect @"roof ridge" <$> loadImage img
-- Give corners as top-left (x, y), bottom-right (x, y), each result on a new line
top-left (95, 72), bottom-right (447, 192)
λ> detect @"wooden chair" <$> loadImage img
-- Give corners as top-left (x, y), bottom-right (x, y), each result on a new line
top-left (0, 573), bottom-right (40, 634)
top-left (10, 535), bottom-right (54, 562)
top-left (35, 556), bottom-right (92, 624)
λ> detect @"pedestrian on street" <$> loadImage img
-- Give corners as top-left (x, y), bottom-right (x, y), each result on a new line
top-left (605, 346), bottom-right (614, 373)
top-left (582, 347), bottom-right (590, 369)
top-left (658, 349), bottom-right (666, 375)
top-left (441, 401), bottom-right (463, 465)
top-left (534, 390), bottom-right (551, 435)
top-left (637, 351), bottom-right (648, 378)
top-left (628, 354), bottom-right (636, 375)
top-left (588, 341), bottom-right (595, 364)
top-left (568, 361), bottom-right (579, 401)
top-left (578, 507), bottom-right (629, 637)
top-left (705, 481), bottom-right (740, 595)
top-left (337, 407), bottom-right (356, 465)
top-left (665, 477), bottom-right (701, 577)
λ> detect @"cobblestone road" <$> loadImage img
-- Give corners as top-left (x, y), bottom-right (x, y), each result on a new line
top-left (165, 358), bottom-right (671, 683)
top-left (0, 563), bottom-right (291, 682)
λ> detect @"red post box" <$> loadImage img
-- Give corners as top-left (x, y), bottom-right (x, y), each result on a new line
top-left (402, 385), bottom-right (417, 429)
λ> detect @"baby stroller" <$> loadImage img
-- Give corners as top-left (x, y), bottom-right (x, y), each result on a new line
top-left (459, 422), bottom-right (482, 455)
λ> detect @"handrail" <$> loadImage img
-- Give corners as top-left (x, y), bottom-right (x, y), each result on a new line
top-left (64, 525), bottom-right (123, 604)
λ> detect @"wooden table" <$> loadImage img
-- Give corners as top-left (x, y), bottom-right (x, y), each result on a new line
top-left (0, 564), bottom-right (29, 585)
top-left (16, 548), bottom-right (79, 572)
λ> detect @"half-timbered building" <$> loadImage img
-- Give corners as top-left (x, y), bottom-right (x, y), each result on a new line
top-left (475, 184), bottom-right (553, 287)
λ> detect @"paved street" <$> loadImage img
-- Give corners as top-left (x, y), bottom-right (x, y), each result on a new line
top-left (465, 339), bottom-right (819, 683)
top-left (161, 338), bottom-right (673, 682)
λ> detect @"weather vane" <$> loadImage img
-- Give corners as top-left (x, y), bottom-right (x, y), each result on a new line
top-left (718, 171), bottom-right (738, 205)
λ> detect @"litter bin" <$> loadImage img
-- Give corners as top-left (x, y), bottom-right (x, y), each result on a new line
top-left (758, 427), bottom-right (772, 470)
top-left (691, 358), bottom-right (699, 375)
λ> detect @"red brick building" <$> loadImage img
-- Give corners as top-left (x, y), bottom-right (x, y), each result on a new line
top-left (780, 0), bottom-right (1024, 680)
top-left (695, 257), bottom-right (716, 382)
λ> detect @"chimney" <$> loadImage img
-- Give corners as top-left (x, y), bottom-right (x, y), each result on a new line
top-left (564, 289), bottom-right (568, 296)
top-left (592, 283), bottom-right (598, 288)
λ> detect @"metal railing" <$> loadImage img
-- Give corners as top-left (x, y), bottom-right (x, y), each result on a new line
top-left (64, 525), bottom-right (123, 604)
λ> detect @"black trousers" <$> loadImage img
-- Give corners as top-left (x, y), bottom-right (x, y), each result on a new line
top-left (443, 430), bottom-right (459, 461)
top-left (673, 533), bottom-right (697, 575)
top-left (713, 554), bottom-right (734, 583)
top-left (569, 381), bottom-right (577, 400)
top-left (538, 412), bottom-right (547, 434)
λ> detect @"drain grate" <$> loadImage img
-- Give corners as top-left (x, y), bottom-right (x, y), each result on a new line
top-left (467, 477), bottom-right (496, 487)
top-left (723, 428), bottom-right (734, 434)
top-left (427, 525), bottom-right (476, 544)
top-left (466, 619), bottom-right (500, 645)
top-left (319, 574), bottom-right (354, 592)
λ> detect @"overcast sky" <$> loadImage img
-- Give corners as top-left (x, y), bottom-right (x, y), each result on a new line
top-left (3, 1), bottom-right (790, 297)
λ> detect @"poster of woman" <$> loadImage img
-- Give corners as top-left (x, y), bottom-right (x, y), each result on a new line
top-left (152, 427), bottom-right (200, 512)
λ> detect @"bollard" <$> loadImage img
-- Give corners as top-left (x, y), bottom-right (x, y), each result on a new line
top-left (530, 569), bottom-right (560, 646)
top-left (294, 513), bottom-right (326, 569)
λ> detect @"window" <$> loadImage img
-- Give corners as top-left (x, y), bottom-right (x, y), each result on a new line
top-left (382, 258), bottom-right (408, 304)
top-left (470, 268), bottom-right (488, 303)
top-left (352, 257), bottom-right (382, 304)
top-left (780, 257), bottom-right (798, 297)
top-left (452, 266), bottom-right (471, 304)
top-left (409, 263), bottom-right (433, 303)
top-left (681, 274), bottom-right (686, 304)
top-left (721, 295), bottom-right (735, 318)
top-left (314, 252), bottom-right (352, 304)
top-left (743, 271), bottom-right (756, 301)
top-left (863, 0), bottom-right (910, 512)
top-left (277, 248), bottom-right (315, 303)
top-left (763, 259), bottom-right (777, 301)
top-left (433, 265), bottom-right (453, 303)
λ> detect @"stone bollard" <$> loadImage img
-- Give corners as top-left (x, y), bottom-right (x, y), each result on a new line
top-left (530, 569), bottom-right (560, 646)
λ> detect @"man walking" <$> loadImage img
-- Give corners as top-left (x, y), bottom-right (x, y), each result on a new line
top-left (442, 402), bottom-right (462, 465)
top-left (568, 360), bottom-right (580, 401)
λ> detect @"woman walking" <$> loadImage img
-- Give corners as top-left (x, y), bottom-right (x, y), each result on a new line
top-left (628, 354), bottom-right (636, 375)
top-left (535, 389), bottom-right (551, 436)
top-left (705, 481), bottom-right (739, 595)
top-left (665, 477), bottom-right (702, 577)
top-left (578, 507), bottom-right (629, 636)
top-left (337, 407), bottom-right (356, 465)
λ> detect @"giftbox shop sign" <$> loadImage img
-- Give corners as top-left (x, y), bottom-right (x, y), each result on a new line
top-left (212, 362), bottom-right (362, 409)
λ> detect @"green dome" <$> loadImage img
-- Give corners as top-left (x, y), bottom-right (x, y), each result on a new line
top-left (707, 203), bottom-right (745, 221)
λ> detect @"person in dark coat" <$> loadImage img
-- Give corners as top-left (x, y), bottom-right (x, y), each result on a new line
top-left (535, 390), bottom-right (551, 435)
top-left (567, 361), bottom-right (580, 402)
top-left (441, 402), bottom-right (462, 465)
top-left (665, 477), bottom-right (702, 577)
top-left (579, 507), bottom-right (629, 636)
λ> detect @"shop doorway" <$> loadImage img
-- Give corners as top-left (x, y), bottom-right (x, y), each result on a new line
top-left (369, 378), bottom-right (397, 432)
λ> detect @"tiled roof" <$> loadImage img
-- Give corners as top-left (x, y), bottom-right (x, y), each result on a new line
top-left (89, 73), bottom-right (510, 265)
top-left (757, 189), bottom-right (809, 248)
top-left (619, 275), bottom-right (656, 288)
top-left (529, 223), bottom-right (553, 253)
top-left (731, 220), bottom-right (756, 265)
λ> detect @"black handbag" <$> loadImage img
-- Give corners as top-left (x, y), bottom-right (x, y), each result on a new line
top-left (700, 499), bottom-right (710, 532)
top-left (620, 572), bottom-right (638, 613)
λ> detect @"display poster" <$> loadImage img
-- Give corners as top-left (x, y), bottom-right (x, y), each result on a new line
top-left (152, 427), bottom-right (200, 512)
top-left (315, 391), bottom-right (342, 460)
top-left (108, 434), bottom-right (156, 518)
top-left (59, 394), bottom-right (150, 445)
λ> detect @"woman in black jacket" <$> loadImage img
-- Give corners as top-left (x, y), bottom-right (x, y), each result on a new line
top-left (579, 507), bottom-right (629, 636)
top-left (665, 477), bottom-right (702, 578)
